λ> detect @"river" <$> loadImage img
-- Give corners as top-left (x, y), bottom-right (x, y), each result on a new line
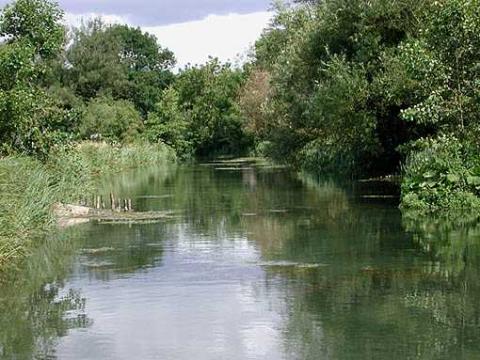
top-left (1, 160), bottom-right (479, 359)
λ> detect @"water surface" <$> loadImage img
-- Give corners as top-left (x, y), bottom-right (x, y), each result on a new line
top-left (1, 161), bottom-right (480, 359)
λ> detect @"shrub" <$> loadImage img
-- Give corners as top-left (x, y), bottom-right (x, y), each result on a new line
top-left (401, 135), bottom-right (480, 211)
top-left (79, 97), bottom-right (143, 142)
top-left (145, 87), bottom-right (193, 158)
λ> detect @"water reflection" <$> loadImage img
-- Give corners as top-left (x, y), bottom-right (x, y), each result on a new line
top-left (2, 161), bottom-right (480, 359)
top-left (75, 223), bottom-right (167, 280)
top-left (0, 230), bottom-right (91, 359)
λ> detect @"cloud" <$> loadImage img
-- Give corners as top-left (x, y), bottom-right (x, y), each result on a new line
top-left (63, 11), bottom-right (272, 69)
top-left (1, 1), bottom-right (273, 69)
top-left (145, 12), bottom-right (272, 69)
top-left (63, 0), bottom-right (270, 26)
top-left (0, 0), bottom-right (270, 26)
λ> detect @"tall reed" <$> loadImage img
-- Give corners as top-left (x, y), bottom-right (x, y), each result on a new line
top-left (0, 141), bottom-right (174, 270)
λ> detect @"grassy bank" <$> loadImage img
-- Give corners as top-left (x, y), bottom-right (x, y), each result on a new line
top-left (0, 142), bottom-right (174, 270)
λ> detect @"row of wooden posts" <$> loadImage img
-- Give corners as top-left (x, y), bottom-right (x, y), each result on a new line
top-left (83, 193), bottom-right (133, 212)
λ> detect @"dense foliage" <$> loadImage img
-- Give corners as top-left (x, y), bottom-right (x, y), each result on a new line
top-left (240, 0), bottom-right (480, 210)
top-left (0, 0), bottom-right (253, 159)
top-left (0, 0), bottom-right (65, 157)
top-left (401, 136), bottom-right (480, 210)
top-left (146, 60), bottom-right (251, 157)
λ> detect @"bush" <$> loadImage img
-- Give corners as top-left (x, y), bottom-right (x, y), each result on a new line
top-left (237, 69), bottom-right (272, 139)
top-left (145, 87), bottom-right (193, 158)
top-left (175, 60), bottom-right (253, 156)
top-left (79, 97), bottom-right (143, 142)
top-left (401, 135), bottom-right (480, 211)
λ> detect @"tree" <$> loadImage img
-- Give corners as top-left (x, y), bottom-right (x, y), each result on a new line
top-left (146, 59), bottom-right (253, 157)
top-left (399, 0), bottom-right (480, 134)
top-left (247, 0), bottom-right (427, 174)
top-left (65, 21), bottom-right (175, 115)
top-left (175, 59), bottom-right (251, 156)
top-left (145, 87), bottom-right (192, 157)
top-left (0, 0), bottom-right (64, 59)
top-left (79, 97), bottom-right (142, 142)
top-left (237, 69), bottom-right (272, 139)
top-left (0, 0), bottom-right (65, 157)
top-left (65, 19), bottom-right (128, 101)
top-left (396, 0), bottom-right (480, 210)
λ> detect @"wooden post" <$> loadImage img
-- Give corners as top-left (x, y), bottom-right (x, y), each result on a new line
top-left (110, 193), bottom-right (115, 211)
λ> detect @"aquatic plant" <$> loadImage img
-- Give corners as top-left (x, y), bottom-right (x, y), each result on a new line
top-left (0, 141), bottom-right (173, 271)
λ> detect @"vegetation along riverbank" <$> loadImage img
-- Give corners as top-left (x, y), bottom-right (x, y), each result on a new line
top-left (0, 142), bottom-right (173, 270)
top-left (2, 0), bottom-right (480, 268)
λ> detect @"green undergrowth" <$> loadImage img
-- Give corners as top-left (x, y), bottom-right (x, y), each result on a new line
top-left (401, 135), bottom-right (480, 212)
top-left (0, 141), bottom-right (174, 270)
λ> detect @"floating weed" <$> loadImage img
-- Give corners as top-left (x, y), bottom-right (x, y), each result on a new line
top-left (79, 247), bottom-right (116, 255)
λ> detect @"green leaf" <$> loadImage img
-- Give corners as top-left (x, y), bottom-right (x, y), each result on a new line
top-left (467, 176), bottom-right (480, 186)
top-left (446, 174), bottom-right (460, 183)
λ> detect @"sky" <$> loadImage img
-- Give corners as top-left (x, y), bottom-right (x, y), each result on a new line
top-left (0, 0), bottom-right (274, 68)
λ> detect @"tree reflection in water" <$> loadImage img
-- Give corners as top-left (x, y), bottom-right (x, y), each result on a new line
top-left (0, 229), bottom-right (92, 359)
top-left (3, 162), bottom-right (480, 359)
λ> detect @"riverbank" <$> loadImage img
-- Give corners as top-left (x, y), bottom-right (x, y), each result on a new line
top-left (0, 142), bottom-right (174, 271)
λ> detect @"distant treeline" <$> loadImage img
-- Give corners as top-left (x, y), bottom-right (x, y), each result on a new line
top-left (0, 0), bottom-right (249, 159)
top-left (1, 0), bottom-right (480, 210)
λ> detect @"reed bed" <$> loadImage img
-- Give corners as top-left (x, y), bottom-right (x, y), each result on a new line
top-left (0, 141), bottom-right (174, 270)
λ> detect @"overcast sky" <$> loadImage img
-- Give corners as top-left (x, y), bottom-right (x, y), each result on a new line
top-left (0, 0), bottom-right (274, 67)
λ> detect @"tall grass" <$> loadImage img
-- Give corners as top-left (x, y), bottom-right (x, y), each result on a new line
top-left (0, 157), bottom-right (56, 266)
top-left (0, 141), bottom-right (174, 270)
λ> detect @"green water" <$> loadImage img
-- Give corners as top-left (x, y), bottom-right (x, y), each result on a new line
top-left (1, 161), bottom-right (480, 359)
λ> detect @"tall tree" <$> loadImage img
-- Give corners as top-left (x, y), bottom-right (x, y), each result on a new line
top-left (0, 0), bottom-right (65, 156)
top-left (66, 21), bottom-right (175, 115)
